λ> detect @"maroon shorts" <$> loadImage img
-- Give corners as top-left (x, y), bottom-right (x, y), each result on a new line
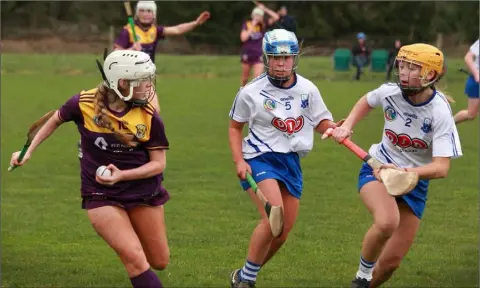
top-left (241, 53), bottom-right (263, 65)
top-left (81, 191), bottom-right (170, 210)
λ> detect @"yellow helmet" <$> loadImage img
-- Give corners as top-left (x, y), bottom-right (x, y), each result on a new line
top-left (395, 43), bottom-right (444, 82)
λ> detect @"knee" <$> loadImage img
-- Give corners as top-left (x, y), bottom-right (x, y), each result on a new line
top-left (374, 216), bottom-right (399, 237)
top-left (275, 222), bottom-right (295, 242)
top-left (122, 246), bottom-right (150, 274)
top-left (149, 256), bottom-right (169, 271)
top-left (149, 247), bottom-right (170, 271)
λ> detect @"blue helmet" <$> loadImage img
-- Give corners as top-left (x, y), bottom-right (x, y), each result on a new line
top-left (357, 32), bottom-right (366, 40)
top-left (262, 29), bottom-right (300, 81)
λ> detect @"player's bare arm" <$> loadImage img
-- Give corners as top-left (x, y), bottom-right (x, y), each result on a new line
top-left (330, 95), bottom-right (372, 143)
top-left (465, 50), bottom-right (479, 82)
top-left (10, 110), bottom-right (64, 167)
top-left (255, 2), bottom-right (280, 26)
top-left (403, 157), bottom-right (451, 180)
top-left (163, 11), bottom-right (210, 36)
top-left (314, 119), bottom-right (336, 134)
top-left (122, 149), bottom-right (166, 181)
top-left (96, 148), bottom-right (166, 186)
top-left (240, 24), bottom-right (258, 43)
top-left (228, 119), bottom-right (252, 180)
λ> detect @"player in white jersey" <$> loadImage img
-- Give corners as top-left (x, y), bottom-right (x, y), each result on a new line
top-left (324, 43), bottom-right (462, 288)
top-left (454, 39), bottom-right (479, 124)
top-left (228, 29), bottom-right (340, 288)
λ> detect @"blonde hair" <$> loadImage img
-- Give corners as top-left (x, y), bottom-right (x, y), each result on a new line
top-left (433, 72), bottom-right (455, 104)
top-left (436, 88), bottom-right (456, 104)
top-left (93, 83), bottom-right (138, 147)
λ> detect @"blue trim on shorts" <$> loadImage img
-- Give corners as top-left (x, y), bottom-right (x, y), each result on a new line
top-left (357, 163), bottom-right (430, 219)
top-left (240, 152), bottom-right (303, 199)
top-left (464, 75), bottom-right (479, 98)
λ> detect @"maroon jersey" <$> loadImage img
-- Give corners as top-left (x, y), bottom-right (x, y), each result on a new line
top-left (115, 21), bottom-right (165, 63)
top-left (241, 20), bottom-right (268, 62)
top-left (58, 88), bottom-right (169, 201)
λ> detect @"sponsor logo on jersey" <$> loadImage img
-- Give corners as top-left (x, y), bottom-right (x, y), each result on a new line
top-left (385, 129), bottom-right (429, 149)
top-left (384, 106), bottom-right (397, 121)
top-left (271, 116), bottom-right (304, 135)
top-left (280, 96), bottom-right (294, 101)
top-left (403, 112), bottom-right (418, 119)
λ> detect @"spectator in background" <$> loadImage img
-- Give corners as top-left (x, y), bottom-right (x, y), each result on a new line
top-left (352, 32), bottom-right (371, 81)
top-left (386, 39), bottom-right (402, 81)
top-left (275, 5), bottom-right (297, 34)
top-left (239, 2), bottom-right (280, 87)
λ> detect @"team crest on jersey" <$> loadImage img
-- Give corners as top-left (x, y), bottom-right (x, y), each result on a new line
top-left (135, 124), bottom-right (147, 139)
top-left (384, 106), bottom-right (397, 121)
top-left (300, 94), bottom-right (309, 109)
top-left (263, 98), bottom-right (277, 111)
top-left (271, 116), bottom-right (304, 135)
top-left (93, 115), bottom-right (101, 126)
top-left (421, 118), bottom-right (432, 133)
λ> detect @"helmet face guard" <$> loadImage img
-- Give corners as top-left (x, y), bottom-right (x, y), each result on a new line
top-left (262, 29), bottom-right (300, 83)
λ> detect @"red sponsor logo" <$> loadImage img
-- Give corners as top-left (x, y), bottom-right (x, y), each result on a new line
top-left (385, 129), bottom-right (428, 149)
top-left (271, 116), bottom-right (304, 135)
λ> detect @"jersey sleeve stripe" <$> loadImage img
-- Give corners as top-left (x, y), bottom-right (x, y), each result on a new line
top-left (450, 132), bottom-right (458, 156)
top-left (249, 128), bottom-right (274, 152)
top-left (146, 146), bottom-right (169, 150)
top-left (58, 111), bottom-right (66, 122)
top-left (229, 91), bottom-right (242, 118)
top-left (246, 139), bottom-right (261, 153)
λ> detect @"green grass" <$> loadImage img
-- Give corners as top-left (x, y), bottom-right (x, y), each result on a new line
top-left (1, 53), bottom-right (478, 287)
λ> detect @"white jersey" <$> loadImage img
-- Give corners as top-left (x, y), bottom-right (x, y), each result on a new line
top-left (469, 39), bottom-right (479, 71)
top-left (229, 73), bottom-right (333, 159)
top-left (366, 83), bottom-right (462, 168)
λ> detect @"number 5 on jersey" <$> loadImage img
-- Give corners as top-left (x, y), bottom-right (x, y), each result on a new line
top-left (285, 101), bottom-right (291, 110)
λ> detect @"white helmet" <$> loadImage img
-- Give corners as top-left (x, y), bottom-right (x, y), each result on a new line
top-left (251, 7), bottom-right (264, 18)
top-left (136, 1), bottom-right (157, 19)
top-left (101, 50), bottom-right (156, 102)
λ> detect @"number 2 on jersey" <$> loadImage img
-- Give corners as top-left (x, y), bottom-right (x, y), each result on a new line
top-left (405, 118), bottom-right (412, 127)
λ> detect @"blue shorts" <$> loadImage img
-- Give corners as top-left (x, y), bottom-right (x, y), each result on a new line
top-left (464, 75), bottom-right (479, 98)
top-left (240, 152), bottom-right (303, 199)
top-left (357, 163), bottom-right (430, 219)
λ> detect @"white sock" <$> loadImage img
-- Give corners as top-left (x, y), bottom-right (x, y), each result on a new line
top-left (356, 255), bottom-right (376, 281)
top-left (240, 260), bottom-right (261, 282)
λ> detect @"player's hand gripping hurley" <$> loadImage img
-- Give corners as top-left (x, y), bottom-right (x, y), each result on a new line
top-left (322, 128), bottom-right (419, 196)
top-left (8, 110), bottom-right (56, 172)
top-left (245, 173), bottom-right (284, 237)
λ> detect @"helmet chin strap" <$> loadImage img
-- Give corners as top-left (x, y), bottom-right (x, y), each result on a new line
top-left (113, 85), bottom-right (134, 102)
